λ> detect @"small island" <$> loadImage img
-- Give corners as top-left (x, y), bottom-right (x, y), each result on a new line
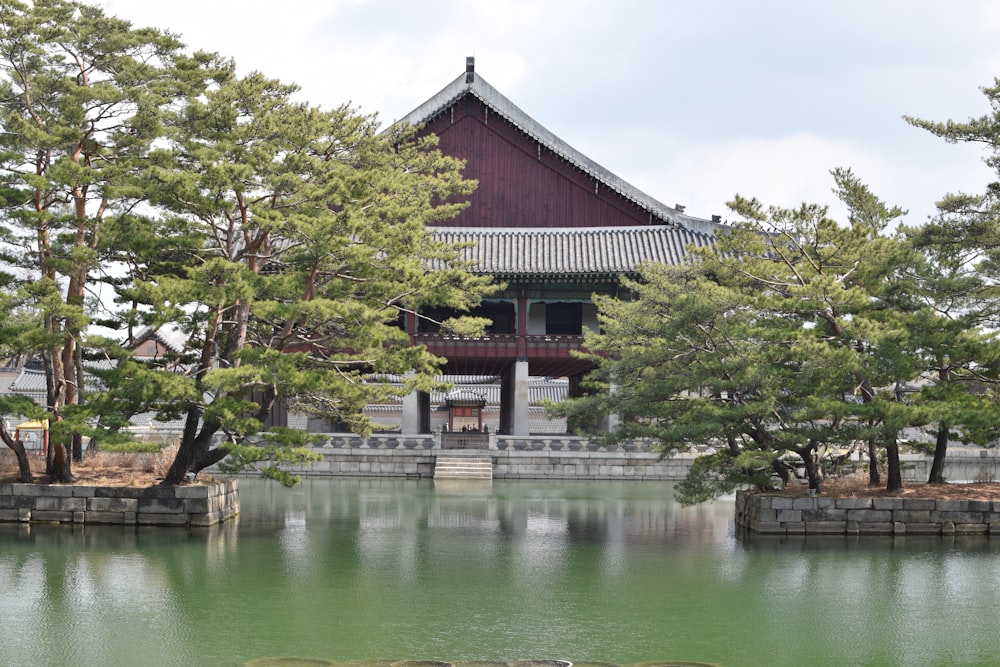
top-left (0, 449), bottom-right (238, 527)
top-left (737, 478), bottom-right (1000, 536)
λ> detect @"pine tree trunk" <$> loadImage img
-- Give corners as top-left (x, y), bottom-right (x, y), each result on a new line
top-left (927, 422), bottom-right (949, 484)
top-left (867, 437), bottom-right (881, 487)
top-left (885, 435), bottom-right (902, 493)
top-left (49, 442), bottom-right (75, 483)
top-left (71, 433), bottom-right (83, 462)
top-left (13, 444), bottom-right (33, 482)
top-left (162, 408), bottom-right (221, 485)
top-left (0, 430), bottom-right (34, 483)
top-left (801, 444), bottom-right (823, 492)
top-left (163, 408), bottom-right (204, 484)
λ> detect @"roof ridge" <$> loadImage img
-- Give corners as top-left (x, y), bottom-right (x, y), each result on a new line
top-left (433, 224), bottom-right (717, 242)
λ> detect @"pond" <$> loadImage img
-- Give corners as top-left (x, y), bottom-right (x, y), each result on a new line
top-left (2, 478), bottom-right (1000, 666)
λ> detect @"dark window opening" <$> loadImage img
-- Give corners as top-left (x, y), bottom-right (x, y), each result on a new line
top-left (545, 302), bottom-right (583, 335)
top-left (416, 302), bottom-right (515, 334)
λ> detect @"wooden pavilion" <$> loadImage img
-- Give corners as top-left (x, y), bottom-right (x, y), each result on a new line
top-left (396, 58), bottom-right (722, 437)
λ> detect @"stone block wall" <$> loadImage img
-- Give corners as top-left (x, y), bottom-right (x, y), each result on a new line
top-left (0, 479), bottom-right (239, 527)
top-left (281, 447), bottom-right (693, 480)
top-left (736, 490), bottom-right (1000, 536)
top-left (492, 450), bottom-right (690, 480)
top-left (286, 449), bottom-right (436, 478)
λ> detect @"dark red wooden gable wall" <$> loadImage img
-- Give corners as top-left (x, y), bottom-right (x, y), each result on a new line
top-left (420, 95), bottom-right (660, 229)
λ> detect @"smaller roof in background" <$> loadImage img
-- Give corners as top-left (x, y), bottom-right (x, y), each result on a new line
top-left (445, 389), bottom-right (487, 406)
top-left (8, 367), bottom-right (46, 397)
top-left (132, 324), bottom-right (188, 355)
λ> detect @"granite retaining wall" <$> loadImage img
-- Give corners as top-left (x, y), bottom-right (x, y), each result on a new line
top-left (736, 490), bottom-right (1000, 536)
top-left (283, 447), bottom-right (693, 480)
top-left (0, 479), bottom-right (239, 527)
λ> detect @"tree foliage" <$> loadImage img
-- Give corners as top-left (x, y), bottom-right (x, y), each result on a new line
top-left (0, 0), bottom-right (495, 486)
top-left (0, 0), bottom-right (223, 480)
top-left (556, 168), bottom-right (1000, 501)
top-left (899, 81), bottom-right (1000, 483)
top-left (122, 70), bottom-right (495, 485)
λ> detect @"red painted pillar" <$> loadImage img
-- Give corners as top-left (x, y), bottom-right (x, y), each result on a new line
top-left (404, 311), bottom-right (417, 340)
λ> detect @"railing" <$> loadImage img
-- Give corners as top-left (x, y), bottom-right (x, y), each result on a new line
top-left (523, 334), bottom-right (585, 356)
top-left (310, 433), bottom-right (665, 453)
top-left (413, 333), bottom-right (519, 355)
top-left (412, 333), bottom-right (586, 357)
top-left (441, 432), bottom-right (491, 450)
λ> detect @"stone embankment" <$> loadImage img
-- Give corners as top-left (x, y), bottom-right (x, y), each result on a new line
top-left (0, 479), bottom-right (238, 527)
top-left (285, 447), bottom-right (693, 480)
top-left (736, 490), bottom-right (1000, 536)
top-left (278, 434), bottom-right (698, 480)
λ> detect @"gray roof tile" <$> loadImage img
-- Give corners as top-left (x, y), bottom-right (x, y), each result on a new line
top-left (433, 225), bottom-right (713, 277)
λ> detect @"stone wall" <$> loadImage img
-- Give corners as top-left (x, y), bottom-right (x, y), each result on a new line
top-left (0, 479), bottom-right (239, 527)
top-left (493, 450), bottom-right (690, 480)
top-left (735, 490), bottom-right (1000, 536)
top-left (292, 449), bottom-right (436, 478)
top-left (283, 446), bottom-right (693, 480)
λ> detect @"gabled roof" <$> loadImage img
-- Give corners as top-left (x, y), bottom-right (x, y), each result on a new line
top-left (445, 389), bottom-right (487, 406)
top-left (132, 324), bottom-right (188, 355)
top-left (7, 367), bottom-right (47, 403)
top-left (433, 224), bottom-right (715, 278)
top-left (397, 58), bottom-right (722, 236)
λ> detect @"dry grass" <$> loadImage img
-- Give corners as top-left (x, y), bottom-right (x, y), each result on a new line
top-left (0, 442), bottom-right (210, 487)
top-left (782, 470), bottom-right (1000, 501)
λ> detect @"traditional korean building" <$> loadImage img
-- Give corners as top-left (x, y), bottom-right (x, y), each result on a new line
top-left (1, 60), bottom-right (721, 444)
top-left (396, 58), bottom-right (722, 437)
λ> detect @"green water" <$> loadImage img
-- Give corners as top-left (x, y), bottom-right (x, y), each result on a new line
top-left (2, 478), bottom-right (1000, 667)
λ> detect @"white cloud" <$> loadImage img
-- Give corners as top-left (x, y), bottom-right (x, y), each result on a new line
top-left (595, 131), bottom-right (993, 225)
top-left (96, 0), bottom-right (1000, 227)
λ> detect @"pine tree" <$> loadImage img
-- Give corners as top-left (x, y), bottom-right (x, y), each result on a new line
top-left (903, 82), bottom-right (1000, 481)
top-left (112, 72), bottom-right (494, 485)
top-left (555, 170), bottom-right (924, 500)
top-left (0, 0), bottom-right (222, 481)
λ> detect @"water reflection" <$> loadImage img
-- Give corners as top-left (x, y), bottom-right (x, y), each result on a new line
top-left (3, 480), bottom-right (1000, 666)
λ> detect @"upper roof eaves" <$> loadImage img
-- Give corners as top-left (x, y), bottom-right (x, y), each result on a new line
top-left (394, 66), bottom-right (721, 235)
top-left (432, 224), bottom-right (716, 277)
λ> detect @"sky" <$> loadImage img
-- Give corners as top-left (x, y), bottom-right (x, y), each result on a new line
top-left (100, 0), bottom-right (1000, 227)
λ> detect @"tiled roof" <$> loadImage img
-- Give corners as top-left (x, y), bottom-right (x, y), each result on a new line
top-left (433, 225), bottom-right (714, 277)
top-left (445, 389), bottom-right (487, 405)
top-left (133, 324), bottom-right (188, 354)
top-left (396, 62), bottom-right (724, 237)
top-left (8, 367), bottom-right (47, 395)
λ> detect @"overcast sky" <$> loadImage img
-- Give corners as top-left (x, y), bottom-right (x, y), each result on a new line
top-left (100, 0), bottom-right (1000, 226)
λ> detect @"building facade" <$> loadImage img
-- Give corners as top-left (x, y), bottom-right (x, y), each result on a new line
top-left (396, 58), bottom-right (721, 436)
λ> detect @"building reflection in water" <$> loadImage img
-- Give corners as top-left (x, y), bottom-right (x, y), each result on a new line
top-left (344, 480), bottom-right (733, 584)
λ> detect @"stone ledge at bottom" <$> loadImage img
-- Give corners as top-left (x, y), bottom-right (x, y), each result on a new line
top-left (736, 490), bottom-right (1000, 536)
top-left (0, 479), bottom-right (238, 527)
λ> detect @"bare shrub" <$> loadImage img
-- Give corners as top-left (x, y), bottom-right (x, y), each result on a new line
top-left (813, 470), bottom-right (876, 497)
top-left (1, 438), bottom-right (188, 486)
top-left (70, 439), bottom-right (180, 485)
top-left (152, 443), bottom-right (178, 478)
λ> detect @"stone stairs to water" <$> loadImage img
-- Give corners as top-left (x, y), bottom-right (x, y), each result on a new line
top-left (433, 455), bottom-right (493, 480)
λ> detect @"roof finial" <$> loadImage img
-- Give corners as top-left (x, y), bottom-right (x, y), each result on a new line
top-left (466, 56), bottom-right (475, 84)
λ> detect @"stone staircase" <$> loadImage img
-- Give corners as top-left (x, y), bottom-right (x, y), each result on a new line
top-left (433, 455), bottom-right (493, 480)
